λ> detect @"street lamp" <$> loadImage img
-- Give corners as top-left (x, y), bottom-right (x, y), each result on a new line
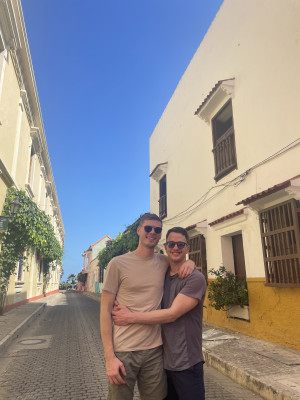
top-left (10, 197), bottom-right (21, 216)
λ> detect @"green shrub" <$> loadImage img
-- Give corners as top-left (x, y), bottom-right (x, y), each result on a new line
top-left (208, 266), bottom-right (249, 311)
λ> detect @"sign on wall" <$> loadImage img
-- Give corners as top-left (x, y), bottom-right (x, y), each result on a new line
top-left (0, 216), bottom-right (9, 232)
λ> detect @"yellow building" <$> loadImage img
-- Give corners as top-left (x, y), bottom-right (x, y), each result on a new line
top-left (81, 235), bottom-right (111, 293)
top-left (0, 0), bottom-right (65, 312)
top-left (150, 0), bottom-right (300, 350)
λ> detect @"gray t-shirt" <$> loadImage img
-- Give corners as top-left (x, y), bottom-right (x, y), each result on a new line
top-left (161, 268), bottom-right (207, 371)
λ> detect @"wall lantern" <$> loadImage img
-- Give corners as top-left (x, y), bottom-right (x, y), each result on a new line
top-left (10, 197), bottom-right (21, 216)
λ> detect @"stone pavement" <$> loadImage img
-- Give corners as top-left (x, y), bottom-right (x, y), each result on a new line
top-left (0, 292), bottom-right (299, 400)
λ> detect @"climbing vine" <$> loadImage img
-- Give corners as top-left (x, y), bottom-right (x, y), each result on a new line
top-left (0, 188), bottom-right (63, 312)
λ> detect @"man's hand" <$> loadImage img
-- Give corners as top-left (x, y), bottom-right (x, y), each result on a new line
top-left (178, 259), bottom-right (195, 279)
top-left (106, 355), bottom-right (126, 385)
top-left (112, 304), bottom-right (135, 325)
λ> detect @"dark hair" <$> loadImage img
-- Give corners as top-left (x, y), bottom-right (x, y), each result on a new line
top-left (139, 213), bottom-right (162, 226)
top-left (166, 227), bottom-right (189, 243)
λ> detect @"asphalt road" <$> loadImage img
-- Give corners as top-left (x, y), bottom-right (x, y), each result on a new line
top-left (0, 292), bottom-right (263, 399)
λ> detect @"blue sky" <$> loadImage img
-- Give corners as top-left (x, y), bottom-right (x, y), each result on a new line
top-left (21, 0), bottom-right (223, 279)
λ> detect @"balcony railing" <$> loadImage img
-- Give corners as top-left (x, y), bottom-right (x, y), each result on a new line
top-left (213, 127), bottom-right (237, 181)
top-left (159, 195), bottom-right (167, 219)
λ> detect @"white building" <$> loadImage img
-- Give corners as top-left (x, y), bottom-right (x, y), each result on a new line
top-left (150, 0), bottom-right (300, 350)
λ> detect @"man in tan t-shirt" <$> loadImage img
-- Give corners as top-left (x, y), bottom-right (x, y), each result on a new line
top-left (100, 213), bottom-right (194, 400)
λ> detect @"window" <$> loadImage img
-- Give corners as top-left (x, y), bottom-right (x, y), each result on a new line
top-left (99, 268), bottom-right (104, 283)
top-left (28, 145), bottom-right (36, 187)
top-left (232, 234), bottom-right (246, 278)
top-left (17, 255), bottom-right (23, 281)
top-left (212, 100), bottom-right (237, 181)
top-left (38, 260), bottom-right (43, 282)
top-left (159, 175), bottom-right (167, 219)
top-left (259, 199), bottom-right (300, 287)
top-left (220, 232), bottom-right (247, 278)
top-left (188, 234), bottom-right (207, 279)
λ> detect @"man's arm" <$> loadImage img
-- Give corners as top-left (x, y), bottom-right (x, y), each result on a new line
top-left (112, 293), bottom-right (198, 326)
top-left (100, 290), bottom-right (126, 384)
top-left (160, 255), bottom-right (195, 278)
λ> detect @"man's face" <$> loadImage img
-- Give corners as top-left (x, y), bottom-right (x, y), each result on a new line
top-left (164, 232), bottom-right (190, 264)
top-left (137, 219), bottom-right (162, 249)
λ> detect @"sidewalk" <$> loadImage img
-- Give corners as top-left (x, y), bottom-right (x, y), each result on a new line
top-left (0, 292), bottom-right (299, 400)
top-left (202, 323), bottom-right (300, 400)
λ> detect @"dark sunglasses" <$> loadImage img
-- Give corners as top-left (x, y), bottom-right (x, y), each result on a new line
top-left (166, 241), bottom-right (188, 249)
top-left (144, 225), bottom-right (162, 234)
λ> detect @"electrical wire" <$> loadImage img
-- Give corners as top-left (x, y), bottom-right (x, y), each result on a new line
top-left (162, 137), bottom-right (300, 225)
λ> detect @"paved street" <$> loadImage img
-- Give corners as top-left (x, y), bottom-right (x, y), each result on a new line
top-left (0, 292), bottom-right (263, 399)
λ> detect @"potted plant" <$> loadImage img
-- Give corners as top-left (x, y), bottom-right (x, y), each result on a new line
top-left (208, 266), bottom-right (249, 319)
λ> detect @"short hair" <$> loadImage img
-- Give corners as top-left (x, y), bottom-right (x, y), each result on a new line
top-left (139, 213), bottom-right (162, 226)
top-left (166, 227), bottom-right (189, 243)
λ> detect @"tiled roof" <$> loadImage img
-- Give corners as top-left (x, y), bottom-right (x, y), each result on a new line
top-left (150, 162), bottom-right (168, 177)
top-left (236, 175), bottom-right (300, 206)
top-left (185, 219), bottom-right (207, 231)
top-left (208, 208), bottom-right (246, 227)
top-left (91, 234), bottom-right (111, 247)
top-left (194, 78), bottom-right (234, 115)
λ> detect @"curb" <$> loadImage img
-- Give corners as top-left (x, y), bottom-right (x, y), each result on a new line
top-left (0, 303), bottom-right (46, 355)
top-left (203, 349), bottom-right (297, 400)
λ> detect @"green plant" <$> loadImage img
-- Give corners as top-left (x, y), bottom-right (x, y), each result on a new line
top-left (0, 188), bottom-right (63, 313)
top-left (98, 216), bottom-right (140, 271)
top-left (208, 266), bottom-right (249, 311)
top-left (59, 280), bottom-right (69, 290)
top-left (77, 272), bottom-right (87, 283)
top-left (67, 273), bottom-right (77, 285)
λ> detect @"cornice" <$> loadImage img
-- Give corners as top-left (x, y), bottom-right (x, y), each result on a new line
top-left (150, 162), bottom-right (168, 182)
top-left (0, 0), bottom-right (65, 237)
top-left (0, 0), bottom-right (21, 50)
top-left (195, 79), bottom-right (235, 124)
top-left (0, 157), bottom-right (18, 188)
top-left (21, 88), bottom-right (34, 126)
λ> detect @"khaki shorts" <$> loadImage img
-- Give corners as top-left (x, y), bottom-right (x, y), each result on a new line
top-left (107, 346), bottom-right (167, 400)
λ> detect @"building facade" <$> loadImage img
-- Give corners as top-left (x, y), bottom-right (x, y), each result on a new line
top-left (0, 0), bottom-right (64, 312)
top-left (81, 235), bottom-right (111, 293)
top-left (150, 0), bottom-right (300, 350)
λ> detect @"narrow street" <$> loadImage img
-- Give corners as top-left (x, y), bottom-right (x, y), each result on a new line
top-left (0, 293), bottom-right (263, 400)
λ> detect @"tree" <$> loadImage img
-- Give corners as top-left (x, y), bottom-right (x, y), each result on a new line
top-left (98, 216), bottom-right (140, 272)
top-left (59, 281), bottom-right (68, 290)
top-left (77, 272), bottom-right (87, 283)
top-left (67, 274), bottom-right (77, 285)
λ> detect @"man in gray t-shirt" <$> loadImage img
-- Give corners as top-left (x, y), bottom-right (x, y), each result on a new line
top-left (113, 227), bottom-right (207, 400)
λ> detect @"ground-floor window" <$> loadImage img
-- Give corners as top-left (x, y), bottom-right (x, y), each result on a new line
top-left (188, 234), bottom-right (207, 279)
top-left (259, 199), bottom-right (300, 287)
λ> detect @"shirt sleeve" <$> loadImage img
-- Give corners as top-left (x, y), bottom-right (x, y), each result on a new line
top-left (180, 270), bottom-right (207, 302)
top-left (102, 258), bottom-right (120, 295)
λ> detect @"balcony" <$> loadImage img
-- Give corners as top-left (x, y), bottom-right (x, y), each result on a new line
top-left (213, 127), bottom-right (237, 181)
top-left (159, 194), bottom-right (167, 219)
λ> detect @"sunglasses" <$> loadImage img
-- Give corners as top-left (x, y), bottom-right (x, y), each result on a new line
top-left (166, 241), bottom-right (188, 249)
top-left (144, 225), bottom-right (162, 234)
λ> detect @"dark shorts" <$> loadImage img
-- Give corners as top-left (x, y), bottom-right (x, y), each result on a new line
top-left (165, 361), bottom-right (205, 400)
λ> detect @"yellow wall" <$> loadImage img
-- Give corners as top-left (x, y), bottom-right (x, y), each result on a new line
top-left (0, 56), bottom-right (20, 170)
top-left (204, 278), bottom-right (300, 351)
top-left (0, 180), bottom-right (7, 212)
top-left (15, 115), bottom-right (31, 188)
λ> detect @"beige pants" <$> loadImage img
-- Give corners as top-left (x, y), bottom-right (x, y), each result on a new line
top-left (107, 346), bottom-right (167, 400)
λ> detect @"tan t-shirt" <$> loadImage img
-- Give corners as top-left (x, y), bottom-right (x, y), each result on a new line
top-left (103, 252), bottom-right (167, 351)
